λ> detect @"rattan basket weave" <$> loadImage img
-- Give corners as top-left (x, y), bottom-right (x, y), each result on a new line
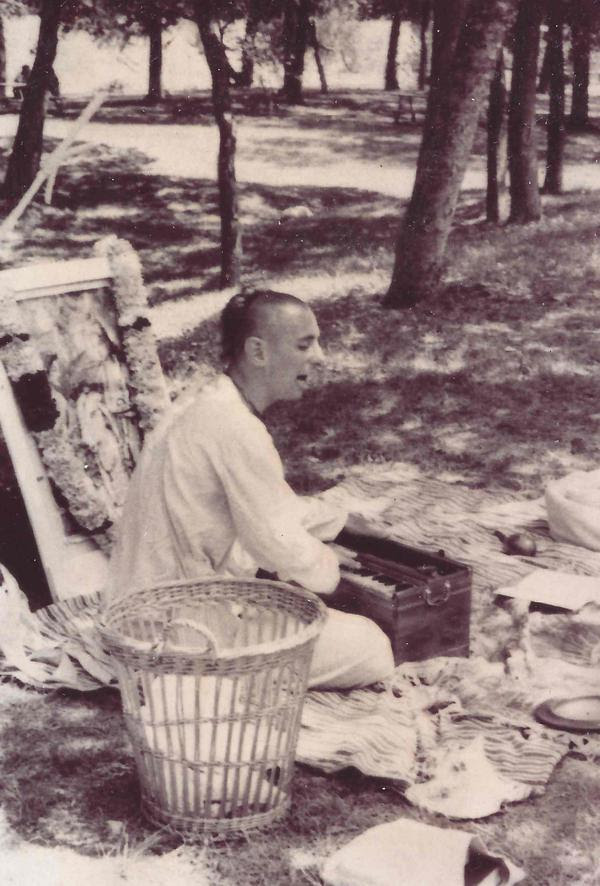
top-left (100, 577), bottom-right (327, 834)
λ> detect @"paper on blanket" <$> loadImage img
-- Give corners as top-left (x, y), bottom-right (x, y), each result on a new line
top-left (497, 570), bottom-right (600, 611)
top-left (322, 818), bottom-right (525, 886)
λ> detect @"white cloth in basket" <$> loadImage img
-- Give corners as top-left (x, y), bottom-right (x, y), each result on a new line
top-left (141, 674), bottom-right (280, 813)
top-left (546, 469), bottom-right (600, 552)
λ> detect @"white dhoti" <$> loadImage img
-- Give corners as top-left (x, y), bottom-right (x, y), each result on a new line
top-left (308, 608), bottom-right (394, 689)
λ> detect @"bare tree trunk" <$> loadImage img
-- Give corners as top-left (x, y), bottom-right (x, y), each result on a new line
top-left (569, 1), bottom-right (591, 129)
top-left (2, 0), bottom-right (62, 204)
top-left (507, 0), bottom-right (543, 224)
top-left (282, 0), bottom-right (310, 104)
top-left (0, 18), bottom-right (6, 99)
top-left (543, 0), bottom-right (565, 194)
top-left (385, 11), bottom-right (401, 91)
top-left (537, 31), bottom-right (551, 93)
top-left (385, 0), bottom-right (518, 308)
top-left (487, 48), bottom-right (507, 223)
top-left (195, 6), bottom-right (241, 288)
top-left (147, 13), bottom-right (163, 104)
top-left (428, 0), bottom-right (469, 89)
top-left (308, 18), bottom-right (328, 94)
top-left (417, 1), bottom-right (431, 91)
top-left (239, 4), bottom-right (260, 88)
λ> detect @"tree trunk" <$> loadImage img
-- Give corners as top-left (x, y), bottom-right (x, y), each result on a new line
top-left (2, 0), bottom-right (62, 204)
top-left (428, 0), bottom-right (469, 90)
top-left (569, 1), bottom-right (591, 129)
top-left (507, 0), bottom-right (543, 224)
top-left (385, 0), bottom-right (517, 308)
top-left (385, 11), bottom-right (401, 91)
top-left (195, 6), bottom-right (241, 289)
top-left (239, 4), bottom-right (260, 88)
top-left (542, 0), bottom-right (565, 194)
top-left (282, 0), bottom-right (310, 104)
top-left (537, 31), bottom-right (551, 93)
top-left (0, 18), bottom-right (6, 99)
top-left (146, 13), bottom-right (163, 104)
top-left (417, 2), bottom-right (431, 91)
top-left (487, 48), bottom-right (507, 223)
top-left (308, 19), bottom-right (328, 94)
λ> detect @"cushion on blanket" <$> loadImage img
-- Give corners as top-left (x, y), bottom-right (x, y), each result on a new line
top-left (546, 469), bottom-right (600, 552)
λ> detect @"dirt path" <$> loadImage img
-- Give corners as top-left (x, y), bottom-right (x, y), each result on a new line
top-left (0, 115), bottom-right (597, 197)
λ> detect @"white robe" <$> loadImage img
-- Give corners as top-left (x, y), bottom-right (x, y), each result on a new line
top-left (108, 374), bottom-right (393, 688)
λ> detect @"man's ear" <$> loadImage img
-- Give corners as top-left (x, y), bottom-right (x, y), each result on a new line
top-left (244, 335), bottom-right (267, 366)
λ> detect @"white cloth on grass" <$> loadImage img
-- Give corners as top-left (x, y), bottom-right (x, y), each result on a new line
top-left (322, 818), bottom-right (525, 886)
top-left (107, 373), bottom-right (394, 689)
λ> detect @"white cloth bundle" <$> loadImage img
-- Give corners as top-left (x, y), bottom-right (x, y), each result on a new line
top-left (141, 674), bottom-right (281, 813)
top-left (546, 469), bottom-right (600, 552)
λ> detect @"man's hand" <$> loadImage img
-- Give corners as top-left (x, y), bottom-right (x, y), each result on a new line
top-left (344, 511), bottom-right (390, 538)
top-left (328, 542), bottom-right (359, 569)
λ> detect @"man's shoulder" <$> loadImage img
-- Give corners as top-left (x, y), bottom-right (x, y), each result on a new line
top-left (178, 374), bottom-right (263, 438)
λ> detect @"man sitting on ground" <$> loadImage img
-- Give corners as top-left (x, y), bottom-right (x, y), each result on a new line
top-left (108, 290), bottom-right (394, 689)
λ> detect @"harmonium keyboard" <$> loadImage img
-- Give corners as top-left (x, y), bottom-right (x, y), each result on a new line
top-left (329, 529), bottom-right (472, 665)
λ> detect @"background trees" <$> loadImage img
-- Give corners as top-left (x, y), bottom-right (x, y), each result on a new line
top-left (1, 0), bottom-right (597, 295)
top-left (542, 0), bottom-right (566, 194)
top-left (567, 0), bottom-right (597, 128)
top-left (0, 2), bottom-right (27, 97)
top-left (486, 48), bottom-right (507, 223)
top-left (193, 0), bottom-right (243, 287)
top-left (1, 0), bottom-right (193, 203)
top-left (0, 15), bottom-right (6, 98)
top-left (281, 0), bottom-right (311, 102)
top-left (2, 0), bottom-right (66, 203)
top-left (361, 0), bottom-right (430, 91)
top-left (507, 0), bottom-right (544, 223)
top-left (71, 0), bottom-right (189, 104)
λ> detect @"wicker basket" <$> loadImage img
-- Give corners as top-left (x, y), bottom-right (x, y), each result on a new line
top-left (100, 578), bottom-right (327, 834)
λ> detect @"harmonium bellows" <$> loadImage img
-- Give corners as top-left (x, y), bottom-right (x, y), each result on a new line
top-left (329, 529), bottom-right (472, 665)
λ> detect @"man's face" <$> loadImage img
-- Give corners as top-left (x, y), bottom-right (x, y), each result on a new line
top-left (256, 302), bottom-right (324, 404)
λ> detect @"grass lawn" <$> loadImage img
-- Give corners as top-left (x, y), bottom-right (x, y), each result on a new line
top-left (0, 90), bottom-right (599, 883)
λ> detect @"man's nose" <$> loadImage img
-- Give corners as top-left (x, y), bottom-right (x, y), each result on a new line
top-left (310, 341), bottom-right (325, 364)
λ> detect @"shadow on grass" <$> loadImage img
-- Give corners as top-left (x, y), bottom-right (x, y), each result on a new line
top-left (0, 139), bottom-right (402, 299)
top-left (268, 366), bottom-right (600, 495)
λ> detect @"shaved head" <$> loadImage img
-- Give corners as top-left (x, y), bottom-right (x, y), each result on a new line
top-left (222, 289), bottom-right (324, 411)
top-left (221, 289), bottom-right (310, 365)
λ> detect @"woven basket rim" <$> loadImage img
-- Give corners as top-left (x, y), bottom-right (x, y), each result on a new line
top-left (100, 576), bottom-right (328, 663)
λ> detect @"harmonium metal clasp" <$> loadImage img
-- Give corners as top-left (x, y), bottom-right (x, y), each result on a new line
top-left (423, 579), bottom-right (452, 607)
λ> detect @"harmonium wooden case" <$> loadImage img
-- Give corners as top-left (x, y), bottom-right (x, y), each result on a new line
top-left (330, 529), bottom-right (472, 664)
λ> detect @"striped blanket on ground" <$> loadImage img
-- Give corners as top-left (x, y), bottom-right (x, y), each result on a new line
top-left (2, 471), bottom-right (600, 817)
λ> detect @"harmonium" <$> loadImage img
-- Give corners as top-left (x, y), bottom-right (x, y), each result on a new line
top-left (329, 529), bottom-right (472, 665)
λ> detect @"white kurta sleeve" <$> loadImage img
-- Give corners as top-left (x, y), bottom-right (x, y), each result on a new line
top-left (296, 494), bottom-right (347, 541)
top-left (210, 418), bottom-right (341, 595)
